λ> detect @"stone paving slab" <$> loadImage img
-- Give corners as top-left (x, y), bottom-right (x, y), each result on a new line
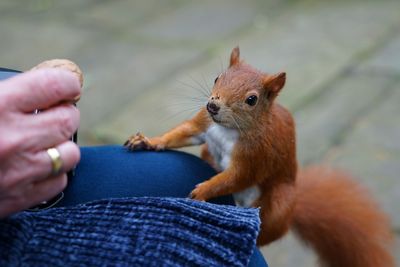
top-left (323, 83), bottom-right (400, 225)
top-left (75, 0), bottom-right (186, 32)
top-left (359, 33), bottom-right (400, 74)
top-left (76, 43), bottom-right (204, 140)
top-left (0, 15), bottom-right (98, 71)
top-left (261, 232), bottom-right (318, 267)
top-left (135, 0), bottom-right (259, 44)
top-left (295, 71), bottom-right (397, 164)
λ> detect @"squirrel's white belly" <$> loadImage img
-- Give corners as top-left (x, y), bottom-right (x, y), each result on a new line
top-left (204, 123), bottom-right (239, 171)
top-left (204, 123), bottom-right (260, 207)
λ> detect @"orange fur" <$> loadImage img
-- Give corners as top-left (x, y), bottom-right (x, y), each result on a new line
top-left (294, 166), bottom-right (394, 266)
top-left (125, 47), bottom-right (394, 266)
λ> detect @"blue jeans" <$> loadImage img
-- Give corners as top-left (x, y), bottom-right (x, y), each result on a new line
top-left (58, 145), bottom-right (268, 267)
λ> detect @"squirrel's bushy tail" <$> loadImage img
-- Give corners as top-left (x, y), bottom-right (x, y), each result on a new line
top-left (293, 166), bottom-right (394, 267)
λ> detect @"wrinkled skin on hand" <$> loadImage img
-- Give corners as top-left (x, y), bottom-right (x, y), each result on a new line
top-left (0, 69), bottom-right (81, 217)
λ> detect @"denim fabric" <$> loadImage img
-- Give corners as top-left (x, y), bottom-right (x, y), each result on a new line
top-left (1, 197), bottom-right (260, 267)
top-left (59, 146), bottom-right (233, 206)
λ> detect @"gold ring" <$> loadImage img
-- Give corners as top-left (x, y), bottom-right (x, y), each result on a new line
top-left (46, 148), bottom-right (63, 175)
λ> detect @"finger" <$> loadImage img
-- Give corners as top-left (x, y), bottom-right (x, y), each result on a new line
top-left (0, 174), bottom-right (67, 218)
top-left (29, 174), bottom-right (68, 206)
top-left (6, 141), bottom-right (80, 187)
top-left (1, 69), bottom-right (81, 112)
top-left (23, 104), bottom-right (80, 151)
top-left (45, 141), bottom-right (81, 178)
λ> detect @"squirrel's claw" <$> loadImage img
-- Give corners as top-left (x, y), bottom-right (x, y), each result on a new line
top-left (189, 182), bottom-right (208, 202)
top-left (124, 132), bottom-right (153, 151)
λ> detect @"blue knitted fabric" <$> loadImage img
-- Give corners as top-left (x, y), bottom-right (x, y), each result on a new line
top-left (0, 197), bottom-right (260, 267)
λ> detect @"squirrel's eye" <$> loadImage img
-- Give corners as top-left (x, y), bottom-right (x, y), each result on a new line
top-left (214, 76), bottom-right (219, 84)
top-left (245, 95), bottom-right (258, 106)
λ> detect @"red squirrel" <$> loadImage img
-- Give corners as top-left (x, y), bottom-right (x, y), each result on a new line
top-left (125, 47), bottom-right (394, 267)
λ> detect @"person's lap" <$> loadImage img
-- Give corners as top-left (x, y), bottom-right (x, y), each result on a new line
top-left (57, 145), bottom-right (268, 267)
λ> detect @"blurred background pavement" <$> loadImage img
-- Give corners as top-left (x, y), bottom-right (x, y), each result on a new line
top-left (1, 0), bottom-right (399, 265)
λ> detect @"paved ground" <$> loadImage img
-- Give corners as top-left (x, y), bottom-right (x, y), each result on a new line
top-left (1, 0), bottom-right (399, 265)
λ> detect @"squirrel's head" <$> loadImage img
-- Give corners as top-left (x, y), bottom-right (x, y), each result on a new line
top-left (206, 46), bottom-right (286, 129)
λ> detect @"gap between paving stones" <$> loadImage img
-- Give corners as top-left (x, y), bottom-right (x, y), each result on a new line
top-left (290, 22), bottom-right (400, 113)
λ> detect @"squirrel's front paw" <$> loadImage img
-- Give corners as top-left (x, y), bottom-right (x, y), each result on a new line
top-left (124, 132), bottom-right (164, 151)
top-left (189, 182), bottom-right (210, 201)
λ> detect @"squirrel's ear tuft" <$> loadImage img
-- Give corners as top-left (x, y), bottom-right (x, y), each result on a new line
top-left (263, 72), bottom-right (286, 99)
top-left (229, 46), bottom-right (240, 67)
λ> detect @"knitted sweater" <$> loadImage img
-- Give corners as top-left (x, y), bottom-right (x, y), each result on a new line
top-left (0, 197), bottom-right (260, 267)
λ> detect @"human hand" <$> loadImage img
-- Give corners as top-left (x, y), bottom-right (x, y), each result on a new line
top-left (0, 69), bottom-right (81, 217)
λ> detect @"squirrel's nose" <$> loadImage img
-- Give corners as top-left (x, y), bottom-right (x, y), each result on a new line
top-left (207, 102), bottom-right (220, 115)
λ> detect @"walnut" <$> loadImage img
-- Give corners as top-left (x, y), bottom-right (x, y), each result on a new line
top-left (30, 59), bottom-right (83, 102)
